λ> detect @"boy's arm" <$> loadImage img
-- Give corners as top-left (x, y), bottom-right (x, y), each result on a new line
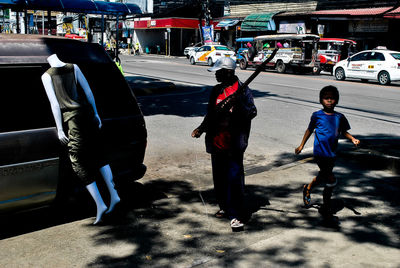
top-left (295, 129), bottom-right (312, 154)
top-left (343, 131), bottom-right (360, 146)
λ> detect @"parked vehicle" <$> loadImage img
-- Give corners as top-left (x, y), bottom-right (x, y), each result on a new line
top-left (239, 34), bottom-right (320, 74)
top-left (184, 42), bottom-right (202, 58)
top-left (333, 47), bottom-right (400, 85)
top-left (318, 38), bottom-right (357, 74)
top-left (235, 37), bottom-right (254, 61)
top-left (0, 34), bottom-right (147, 213)
top-left (189, 44), bottom-right (236, 66)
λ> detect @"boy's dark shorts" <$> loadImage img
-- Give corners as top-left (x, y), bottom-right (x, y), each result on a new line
top-left (314, 156), bottom-right (336, 185)
top-left (65, 110), bottom-right (106, 185)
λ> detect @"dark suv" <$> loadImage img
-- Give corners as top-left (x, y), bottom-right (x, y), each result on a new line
top-left (0, 34), bottom-right (147, 213)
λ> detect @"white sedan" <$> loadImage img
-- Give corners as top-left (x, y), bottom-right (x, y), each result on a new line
top-left (188, 44), bottom-right (236, 66)
top-left (333, 48), bottom-right (400, 85)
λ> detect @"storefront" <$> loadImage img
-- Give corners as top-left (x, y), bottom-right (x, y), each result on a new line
top-left (133, 17), bottom-right (205, 56)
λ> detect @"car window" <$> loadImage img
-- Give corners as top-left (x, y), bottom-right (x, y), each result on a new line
top-left (204, 46), bottom-right (211, 51)
top-left (368, 52), bottom-right (385, 61)
top-left (0, 64), bottom-right (54, 132)
top-left (198, 47), bottom-right (205, 52)
top-left (390, 53), bottom-right (400, 60)
top-left (350, 52), bottom-right (369, 61)
top-left (215, 46), bottom-right (229, 51)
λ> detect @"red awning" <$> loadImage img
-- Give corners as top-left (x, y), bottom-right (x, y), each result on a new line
top-left (312, 7), bottom-right (391, 16)
top-left (384, 7), bottom-right (400, 18)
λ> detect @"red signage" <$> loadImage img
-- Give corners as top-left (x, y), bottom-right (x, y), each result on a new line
top-left (134, 18), bottom-right (215, 29)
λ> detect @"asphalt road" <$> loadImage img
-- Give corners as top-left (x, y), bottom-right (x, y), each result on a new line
top-left (121, 54), bottom-right (400, 165)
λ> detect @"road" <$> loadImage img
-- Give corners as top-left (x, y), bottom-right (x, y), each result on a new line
top-left (121, 55), bottom-right (400, 169)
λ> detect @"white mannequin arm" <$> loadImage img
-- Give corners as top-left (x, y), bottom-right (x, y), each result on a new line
top-left (41, 73), bottom-right (69, 145)
top-left (74, 64), bottom-right (102, 129)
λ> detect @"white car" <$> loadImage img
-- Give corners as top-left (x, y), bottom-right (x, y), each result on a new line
top-left (189, 44), bottom-right (236, 66)
top-left (184, 42), bottom-right (202, 58)
top-left (333, 48), bottom-right (400, 85)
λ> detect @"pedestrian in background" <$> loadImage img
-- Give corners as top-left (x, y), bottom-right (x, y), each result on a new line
top-left (192, 57), bottom-right (257, 231)
top-left (295, 85), bottom-right (360, 222)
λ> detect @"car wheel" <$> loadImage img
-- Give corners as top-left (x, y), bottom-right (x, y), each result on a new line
top-left (190, 57), bottom-right (196, 65)
top-left (335, 67), bottom-right (346, 81)
top-left (276, 61), bottom-right (286, 73)
top-left (207, 57), bottom-right (213, 66)
top-left (186, 55), bottom-right (189, 59)
top-left (239, 59), bottom-right (247, 70)
top-left (378, 71), bottom-right (391, 85)
top-left (312, 66), bottom-right (321, 75)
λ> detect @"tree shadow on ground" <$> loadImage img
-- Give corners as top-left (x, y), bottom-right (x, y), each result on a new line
top-left (130, 78), bottom-right (276, 118)
top-left (86, 134), bottom-right (399, 267)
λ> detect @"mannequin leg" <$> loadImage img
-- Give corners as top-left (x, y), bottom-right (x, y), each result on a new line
top-left (100, 165), bottom-right (121, 214)
top-left (86, 182), bottom-right (107, 224)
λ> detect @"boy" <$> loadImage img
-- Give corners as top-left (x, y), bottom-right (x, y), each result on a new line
top-left (295, 86), bottom-right (360, 219)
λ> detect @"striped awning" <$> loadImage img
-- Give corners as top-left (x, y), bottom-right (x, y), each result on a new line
top-left (216, 20), bottom-right (239, 28)
top-left (241, 13), bottom-right (278, 32)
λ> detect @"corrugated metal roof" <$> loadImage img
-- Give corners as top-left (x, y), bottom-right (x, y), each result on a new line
top-left (312, 7), bottom-right (391, 16)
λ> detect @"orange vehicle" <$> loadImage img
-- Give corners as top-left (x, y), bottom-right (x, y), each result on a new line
top-left (318, 38), bottom-right (357, 74)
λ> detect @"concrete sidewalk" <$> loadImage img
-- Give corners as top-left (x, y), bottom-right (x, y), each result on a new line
top-left (0, 137), bottom-right (398, 267)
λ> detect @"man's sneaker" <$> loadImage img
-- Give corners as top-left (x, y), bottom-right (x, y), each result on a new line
top-left (230, 218), bottom-right (244, 231)
top-left (303, 184), bottom-right (311, 207)
top-left (215, 209), bottom-right (226, 218)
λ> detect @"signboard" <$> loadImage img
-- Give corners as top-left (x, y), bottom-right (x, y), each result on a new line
top-left (202, 25), bottom-right (214, 43)
top-left (349, 20), bottom-right (388, 33)
top-left (279, 21), bottom-right (306, 34)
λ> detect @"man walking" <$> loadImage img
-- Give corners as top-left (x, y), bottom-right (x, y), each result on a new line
top-left (192, 57), bottom-right (257, 231)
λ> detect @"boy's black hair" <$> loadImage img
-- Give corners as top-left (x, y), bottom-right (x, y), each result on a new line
top-left (320, 85), bottom-right (339, 104)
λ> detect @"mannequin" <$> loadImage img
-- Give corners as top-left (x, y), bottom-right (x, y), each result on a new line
top-left (42, 54), bottom-right (120, 225)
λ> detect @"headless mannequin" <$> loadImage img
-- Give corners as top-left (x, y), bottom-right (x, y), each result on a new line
top-left (41, 54), bottom-right (120, 224)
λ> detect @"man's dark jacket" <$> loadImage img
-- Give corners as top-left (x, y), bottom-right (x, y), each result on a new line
top-left (198, 76), bottom-right (257, 154)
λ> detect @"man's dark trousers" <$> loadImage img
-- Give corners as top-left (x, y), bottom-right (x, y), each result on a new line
top-left (211, 151), bottom-right (245, 220)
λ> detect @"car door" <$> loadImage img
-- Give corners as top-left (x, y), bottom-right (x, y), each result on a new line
top-left (346, 51), bottom-right (369, 78)
top-left (193, 46), bottom-right (206, 62)
top-left (197, 46), bottom-right (212, 63)
top-left (0, 64), bottom-right (60, 213)
top-left (364, 51), bottom-right (385, 79)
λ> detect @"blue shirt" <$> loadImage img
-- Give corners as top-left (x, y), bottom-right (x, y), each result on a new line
top-left (308, 110), bottom-right (350, 158)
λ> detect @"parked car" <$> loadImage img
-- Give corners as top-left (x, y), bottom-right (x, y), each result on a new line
top-left (184, 42), bottom-right (202, 58)
top-left (317, 38), bottom-right (357, 74)
top-left (333, 47), bottom-right (400, 85)
top-left (188, 44), bottom-right (236, 66)
top-left (239, 34), bottom-right (320, 74)
top-left (0, 34), bottom-right (147, 213)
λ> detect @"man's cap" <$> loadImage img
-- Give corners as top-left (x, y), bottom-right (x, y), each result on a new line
top-left (207, 57), bottom-right (236, 72)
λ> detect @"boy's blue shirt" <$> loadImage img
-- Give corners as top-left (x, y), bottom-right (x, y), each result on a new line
top-left (308, 109), bottom-right (350, 158)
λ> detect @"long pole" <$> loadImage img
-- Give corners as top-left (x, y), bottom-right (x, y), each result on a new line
top-left (42, 11), bottom-right (44, 35)
top-left (216, 48), bottom-right (279, 112)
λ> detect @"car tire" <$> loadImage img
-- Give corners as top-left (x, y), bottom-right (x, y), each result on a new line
top-left (335, 67), bottom-right (346, 81)
top-left (276, 61), bottom-right (286, 73)
top-left (207, 57), bottom-right (213, 66)
top-left (378, 71), bottom-right (391, 85)
top-left (190, 57), bottom-right (196, 65)
top-left (312, 66), bottom-right (321, 75)
top-left (239, 59), bottom-right (248, 70)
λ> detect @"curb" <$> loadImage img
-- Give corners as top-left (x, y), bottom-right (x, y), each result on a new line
top-left (338, 138), bottom-right (400, 174)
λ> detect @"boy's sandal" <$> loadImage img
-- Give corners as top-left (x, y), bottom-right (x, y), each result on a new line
top-left (215, 209), bottom-right (226, 218)
top-left (230, 218), bottom-right (244, 230)
top-left (303, 184), bottom-right (311, 207)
